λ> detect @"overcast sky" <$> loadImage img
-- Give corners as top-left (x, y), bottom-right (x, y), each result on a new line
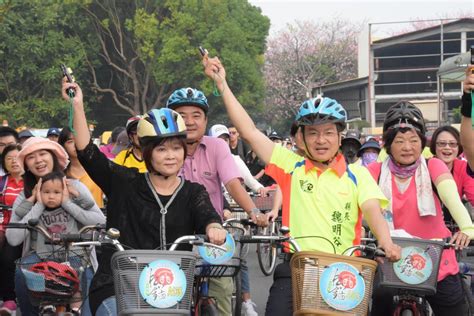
top-left (249, 0), bottom-right (473, 37)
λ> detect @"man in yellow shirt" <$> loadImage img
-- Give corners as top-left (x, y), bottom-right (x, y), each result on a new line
top-left (203, 53), bottom-right (401, 315)
top-left (113, 115), bottom-right (146, 172)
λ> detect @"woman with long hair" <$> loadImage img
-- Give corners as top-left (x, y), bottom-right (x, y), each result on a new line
top-left (6, 137), bottom-right (105, 316)
top-left (58, 127), bottom-right (104, 208)
top-left (0, 144), bottom-right (23, 315)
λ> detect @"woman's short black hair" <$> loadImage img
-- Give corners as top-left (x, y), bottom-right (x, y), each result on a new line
top-left (1, 144), bottom-right (22, 174)
top-left (430, 125), bottom-right (463, 156)
top-left (141, 137), bottom-right (187, 174)
top-left (383, 127), bottom-right (426, 156)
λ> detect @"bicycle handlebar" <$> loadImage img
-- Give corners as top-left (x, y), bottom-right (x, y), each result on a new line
top-left (239, 234), bottom-right (301, 252)
top-left (6, 220), bottom-right (107, 245)
top-left (169, 234), bottom-right (227, 252)
top-left (0, 204), bottom-right (12, 211)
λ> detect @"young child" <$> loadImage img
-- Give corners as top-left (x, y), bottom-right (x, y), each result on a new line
top-left (7, 171), bottom-right (104, 315)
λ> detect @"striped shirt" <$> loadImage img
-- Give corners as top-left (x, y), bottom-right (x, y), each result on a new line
top-left (1, 176), bottom-right (24, 206)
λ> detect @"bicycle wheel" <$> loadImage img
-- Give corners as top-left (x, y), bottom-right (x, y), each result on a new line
top-left (232, 271), bottom-right (242, 316)
top-left (198, 299), bottom-right (219, 316)
top-left (257, 222), bottom-right (278, 276)
top-left (400, 309), bottom-right (414, 316)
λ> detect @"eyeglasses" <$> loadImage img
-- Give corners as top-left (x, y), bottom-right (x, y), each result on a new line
top-left (436, 141), bottom-right (458, 148)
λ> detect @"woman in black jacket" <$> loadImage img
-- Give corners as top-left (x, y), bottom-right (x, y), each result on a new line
top-left (62, 80), bottom-right (225, 316)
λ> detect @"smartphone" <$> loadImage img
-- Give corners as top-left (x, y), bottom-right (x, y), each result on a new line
top-left (60, 64), bottom-right (75, 96)
top-left (198, 46), bottom-right (208, 57)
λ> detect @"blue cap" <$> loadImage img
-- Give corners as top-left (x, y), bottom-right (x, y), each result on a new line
top-left (18, 130), bottom-right (34, 139)
top-left (47, 127), bottom-right (61, 136)
top-left (357, 140), bottom-right (381, 157)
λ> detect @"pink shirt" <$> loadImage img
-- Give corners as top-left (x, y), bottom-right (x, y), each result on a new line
top-left (368, 158), bottom-right (458, 281)
top-left (180, 136), bottom-right (240, 218)
top-left (452, 158), bottom-right (474, 205)
top-left (99, 144), bottom-right (115, 159)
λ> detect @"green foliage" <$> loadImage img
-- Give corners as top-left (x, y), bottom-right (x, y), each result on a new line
top-left (450, 105), bottom-right (462, 124)
top-left (0, 0), bottom-right (269, 130)
top-left (0, 0), bottom-right (93, 128)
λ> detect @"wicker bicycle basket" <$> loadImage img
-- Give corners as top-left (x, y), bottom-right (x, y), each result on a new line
top-left (250, 191), bottom-right (275, 212)
top-left (111, 250), bottom-right (196, 315)
top-left (17, 248), bottom-right (92, 307)
top-left (290, 251), bottom-right (377, 316)
top-left (378, 237), bottom-right (445, 296)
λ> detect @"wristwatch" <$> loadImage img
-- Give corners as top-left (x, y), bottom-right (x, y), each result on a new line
top-left (250, 207), bottom-right (261, 217)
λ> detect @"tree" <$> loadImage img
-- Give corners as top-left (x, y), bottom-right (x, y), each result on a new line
top-left (263, 20), bottom-right (362, 134)
top-left (76, 0), bottom-right (269, 118)
top-left (0, 0), bottom-right (270, 130)
top-left (0, 1), bottom-right (94, 128)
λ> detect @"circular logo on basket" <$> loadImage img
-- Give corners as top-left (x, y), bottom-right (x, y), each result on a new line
top-left (198, 232), bottom-right (235, 264)
top-left (319, 262), bottom-right (366, 311)
top-left (138, 259), bottom-right (186, 308)
top-left (393, 246), bottom-right (433, 285)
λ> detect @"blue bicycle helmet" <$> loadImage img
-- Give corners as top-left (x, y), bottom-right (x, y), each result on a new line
top-left (295, 96), bottom-right (347, 129)
top-left (138, 108), bottom-right (187, 144)
top-left (166, 87), bottom-right (209, 114)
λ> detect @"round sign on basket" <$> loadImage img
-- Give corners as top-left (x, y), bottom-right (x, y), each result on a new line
top-left (393, 246), bottom-right (433, 285)
top-left (198, 232), bottom-right (235, 264)
top-left (138, 259), bottom-right (187, 309)
top-left (319, 262), bottom-right (366, 311)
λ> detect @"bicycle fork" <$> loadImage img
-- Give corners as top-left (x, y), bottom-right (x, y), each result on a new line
top-left (194, 277), bottom-right (218, 316)
top-left (393, 295), bottom-right (426, 316)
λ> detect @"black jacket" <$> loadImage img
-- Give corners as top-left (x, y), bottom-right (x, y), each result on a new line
top-left (77, 142), bottom-right (221, 314)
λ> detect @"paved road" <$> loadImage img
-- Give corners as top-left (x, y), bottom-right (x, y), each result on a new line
top-left (246, 244), bottom-right (278, 315)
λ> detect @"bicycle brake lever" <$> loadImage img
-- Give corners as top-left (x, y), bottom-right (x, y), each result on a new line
top-left (201, 242), bottom-right (227, 252)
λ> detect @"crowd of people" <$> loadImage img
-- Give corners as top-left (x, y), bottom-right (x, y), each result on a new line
top-left (0, 54), bottom-right (473, 316)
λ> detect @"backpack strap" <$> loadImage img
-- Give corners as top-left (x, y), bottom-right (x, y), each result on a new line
top-left (0, 175), bottom-right (8, 195)
top-left (0, 175), bottom-right (8, 205)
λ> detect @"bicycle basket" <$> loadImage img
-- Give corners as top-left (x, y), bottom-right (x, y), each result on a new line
top-left (17, 248), bottom-right (91, 306)
top-left (111, 250), bottom-right (196, 315)
top-left (290, 251), bottom-right (377, 315)
top-left (251, 191), bottom-right (275, 211)
top-left (378, 237), bottom-right (444, 296)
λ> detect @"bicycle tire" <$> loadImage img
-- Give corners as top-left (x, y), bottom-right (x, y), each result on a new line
top-left (257, 224), bottom-right (278, 276)
top-left (400, 309), bottom-right (414, 316)
top-left (199, 299), bottom-right (219, 316)
top-left (460, 274), bottom-right (474, 316)
top-left (232, 271), bottom-right (242, 316)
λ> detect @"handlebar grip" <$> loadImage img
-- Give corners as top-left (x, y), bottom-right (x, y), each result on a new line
top-left (465, 248), bottom-right (474, 257)
top-left (59, 233), bottom-right (95, 242)
top-left (5, 223), bottom-right (30, 229)
top-left (238, 236), bottom-right (261, 244)
top-left (241, 219), bottom-right (257, 227)
top-left (195, 234), bottom-right (209, 242)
